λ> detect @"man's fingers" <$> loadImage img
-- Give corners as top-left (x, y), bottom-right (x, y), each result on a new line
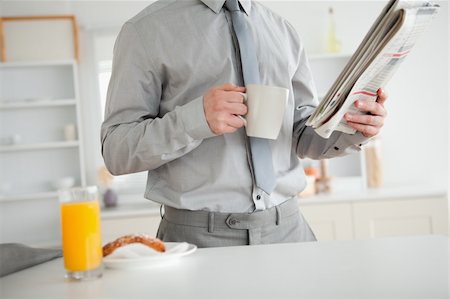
top-left (225, 102), bottom-right (247, 115)
top-left (354, 100), bottom-right (387, 117)
top-left (376, 88), bottom-right (388, 105)
top-left (346, 121), bottom-right (380, 138)
top-left (347, 89), bottom-right (388, 138)
top-left (226, 91), bottom-right (246, 103)
top-left (344, 113), bottom-right (384, 127)
top-left (204, 83), bottom-right (247, 135)
top-left (214, 124), bottom-right (238, 134)
top-left (209, 98), bottom-right (246, 115)
top-left (215, 83), bottom-right (246, 92)
top-left (227, 115), bottom-right (246, 129)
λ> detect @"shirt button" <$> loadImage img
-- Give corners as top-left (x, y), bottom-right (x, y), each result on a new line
top-left (256, 195), bottom-right (261, 200)
top-left (229, 218), bottom-right (237, 225)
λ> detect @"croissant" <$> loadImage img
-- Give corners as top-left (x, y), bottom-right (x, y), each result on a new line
top-left (102, 234), bottom-right (166, 257)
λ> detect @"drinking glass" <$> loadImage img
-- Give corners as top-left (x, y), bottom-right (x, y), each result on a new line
top-left (59, 186), bottom-right (103, 280)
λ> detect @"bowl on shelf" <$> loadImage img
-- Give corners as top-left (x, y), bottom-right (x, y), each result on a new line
top-left (0, 134), bottom-right (22, 146)
top-left (51, 177), bottom-right (76, 190)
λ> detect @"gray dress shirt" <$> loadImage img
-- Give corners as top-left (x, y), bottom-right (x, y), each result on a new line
top-left (101, 0), bottom-right (366, 213)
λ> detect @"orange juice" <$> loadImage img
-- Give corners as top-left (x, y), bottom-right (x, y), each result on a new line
top-left (61, 200), bottom-right (102, 272)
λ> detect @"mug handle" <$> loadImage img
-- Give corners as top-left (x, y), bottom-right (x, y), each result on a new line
top-left (237, 92), bottom-right (247, 126)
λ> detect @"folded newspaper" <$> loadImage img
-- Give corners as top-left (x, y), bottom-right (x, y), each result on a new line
top-left (306, 0), bottom-right (440, 138)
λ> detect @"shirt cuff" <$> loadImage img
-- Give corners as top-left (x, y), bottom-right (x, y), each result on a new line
top-left (333, 131), bottom-right (369, 154)
top-left (178, 96), bottom-right (216, 140)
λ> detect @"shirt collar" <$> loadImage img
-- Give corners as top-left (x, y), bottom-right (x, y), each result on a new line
top-left (200, 0), bottom-right (251, 15)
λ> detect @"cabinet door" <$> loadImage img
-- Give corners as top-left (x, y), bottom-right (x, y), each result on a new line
top-left (353, 197), bottom-right (448, 239)
top-left (300, 203), bottom-right (353, 241)
top-left (101, 215), bottom-right (161, 244)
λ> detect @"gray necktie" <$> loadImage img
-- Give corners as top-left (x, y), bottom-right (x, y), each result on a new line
top-left (225, 0), bottom-right (276, 194)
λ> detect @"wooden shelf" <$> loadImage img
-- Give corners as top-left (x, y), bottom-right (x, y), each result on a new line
top-left (0, 98), bottom-right (76, 109)
top-left (0, 141), bottom-right (79, 153)
top-left (0, 191), bottom-right (59, 202)
top-left (0, 60), bottom-right (76, 68)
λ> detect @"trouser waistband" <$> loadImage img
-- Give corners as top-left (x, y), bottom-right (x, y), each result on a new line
top-left (163, 198), bottom-right (299, 232)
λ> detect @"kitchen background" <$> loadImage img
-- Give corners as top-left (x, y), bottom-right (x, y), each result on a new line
top-left (0, 0), bottom-right (448, 246)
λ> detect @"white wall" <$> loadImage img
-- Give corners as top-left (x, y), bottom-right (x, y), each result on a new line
top-left (0, 1), bottom-right (448, 245)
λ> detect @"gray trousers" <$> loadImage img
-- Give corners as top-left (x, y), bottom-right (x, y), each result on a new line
top-left (156, 198), bottom-right (316, 248)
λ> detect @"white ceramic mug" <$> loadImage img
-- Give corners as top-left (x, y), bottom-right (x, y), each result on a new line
top-left (240, 84), bottom-right (289, 139)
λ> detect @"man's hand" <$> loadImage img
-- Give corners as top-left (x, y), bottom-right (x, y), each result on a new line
top-left (204, 83), bottom-right (247, 135)
top-left (344, 88), bottom-right (388, 138)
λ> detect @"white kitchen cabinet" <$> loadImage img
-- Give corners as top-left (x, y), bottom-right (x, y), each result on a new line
top-left (300, 203), bottom-right (354, 241)
top-left (300, 194), bottom-right (447, 241)
top-left (352, 197), bottom-right (448, 239)
top-left (101, 214), bottom-right (161, 244)
top-left (0, 60), bottom-right (85, 201)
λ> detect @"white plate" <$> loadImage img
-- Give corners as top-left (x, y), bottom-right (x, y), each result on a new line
top-left (103, 242), bottom-right (197, 270)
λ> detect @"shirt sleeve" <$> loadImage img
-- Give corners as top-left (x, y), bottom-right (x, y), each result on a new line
top-left (289, 29), bottom-right (368, 160)
top-left (100, 22), bottom-right (215, 175)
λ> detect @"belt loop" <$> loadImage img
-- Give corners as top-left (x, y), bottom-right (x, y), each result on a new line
top-left (275, 205), bottom-right (281, 226)
top-left (160, 204), bottom-right (165, 219)
top-left (208, 212), bottom-right (215, 233)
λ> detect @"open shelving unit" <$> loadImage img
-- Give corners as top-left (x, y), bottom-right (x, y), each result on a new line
top-left (0, 60), bottom-right (86, 202)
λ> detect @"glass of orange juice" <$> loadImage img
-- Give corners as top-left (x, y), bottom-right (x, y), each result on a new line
top-left (59, 186), bottom-right (103, 280)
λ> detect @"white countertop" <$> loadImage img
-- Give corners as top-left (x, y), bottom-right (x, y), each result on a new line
top-left (101, 184), bottom-right (447, 220)
top-left (0, 235), bottom-right (448, 299)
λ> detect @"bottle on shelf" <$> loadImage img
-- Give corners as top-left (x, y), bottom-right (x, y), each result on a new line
top-left (365, 137), bottom-right (383, 188)
top-left (300, 165), bottom-right (320, 197)
top-left (316, 159), bottom-right (332, 193)
top-left (326, 7), bottom-right (342, 54)
top-left (97, 166), bottom-right (118, 208)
